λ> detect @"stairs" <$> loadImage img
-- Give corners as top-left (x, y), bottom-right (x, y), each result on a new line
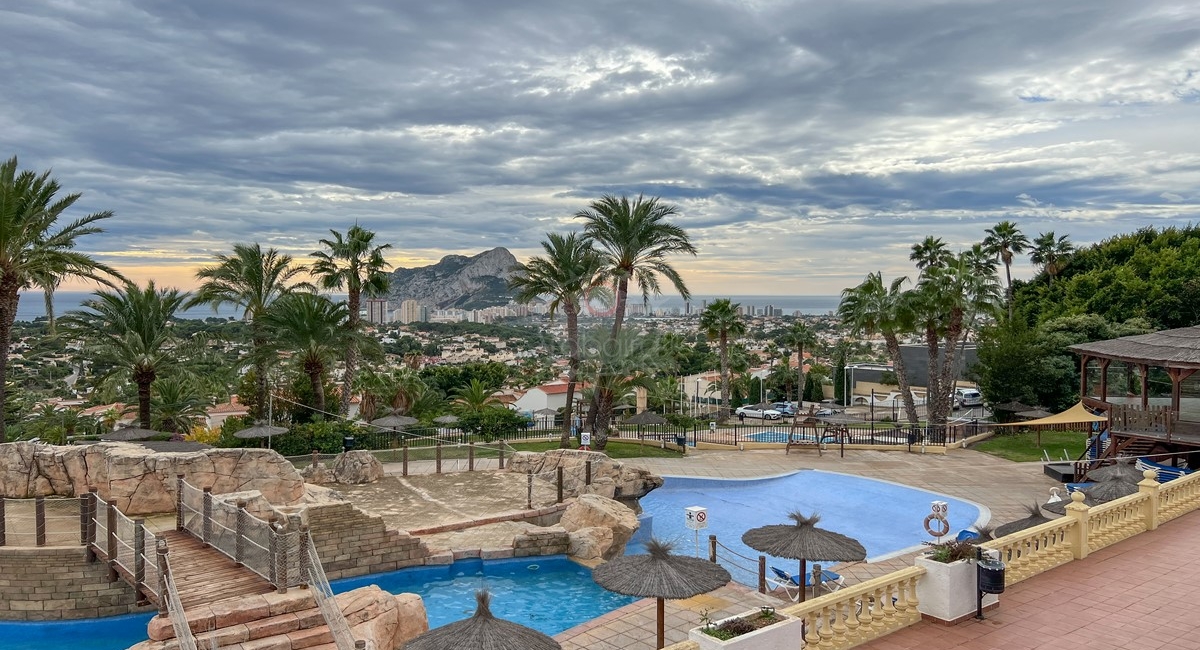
top-left (139, 588), bottom-right (340, 650)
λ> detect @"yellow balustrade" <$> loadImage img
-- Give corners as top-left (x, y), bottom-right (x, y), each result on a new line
top-left (781, 565), bottom-right (924, 650)
top-left (1086, 492), bottom-right (1149, 553)
top-left (981, 517), bottom-right (1076, 585)
top-left (1158, 469), bottom-right (1200, 524)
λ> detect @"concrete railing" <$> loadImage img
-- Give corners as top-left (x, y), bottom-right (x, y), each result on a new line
top-left (1157, 467), bottom-right (1200, 523)
top-left (780, 565), bottom-right (925, 649)
top-left (980, 517), bottom-right (1074, 585)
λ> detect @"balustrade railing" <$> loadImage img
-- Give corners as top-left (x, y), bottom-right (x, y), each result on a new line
top-left (780, 565), bottom-right (924, 649)
top-left (1084, 492), bottom-right (1149, 553)
top-left (981, 518), bottom-right (1075, 585)
top-left (1157, 467), bottom-right (1200, 524)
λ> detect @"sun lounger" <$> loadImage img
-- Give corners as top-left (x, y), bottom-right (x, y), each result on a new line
top-left (768, 566), bottom-right (844, 601)
top-left (1136, 458), bottom-right (1193, 482)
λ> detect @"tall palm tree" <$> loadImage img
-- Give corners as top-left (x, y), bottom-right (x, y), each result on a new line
top-left (698, 299), bottom-right (745, 418)
top-left (837, 272), bottom-right (920, 424)
top-left (578, 194), bottom-right (696, 440)
top-left (909, 236), bottom-right (952, 271)
top-left (1030, 232), bottom-right (1075, 284)
top-left (781, 322), bottom-right (818, 406)
top-left (452, 378), bottom-right (503, 415)
top-left (262, 292), bottom-right (357, 418)
top-left (63, 281), bottom-right (190, 429)
top-left (190, 243), bottom-right (306, 420)
top-left (982, 221), bottom-right (1030, 319)
top-left (308, 225), bottom-right (392, 416)
top-left (579, 327), bottom-right (662, 449)
top-left (510, 232), bottom-right (605, 448)
top-left (0, 156), bottom-right (122, 441)
top-left (149, 376), bottom-right (210, 435)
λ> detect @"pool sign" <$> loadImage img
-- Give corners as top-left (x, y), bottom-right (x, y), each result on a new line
top-left (579, 430), bottom-right (591, 449)
top-left (685, 506), bottom-right (708, 530)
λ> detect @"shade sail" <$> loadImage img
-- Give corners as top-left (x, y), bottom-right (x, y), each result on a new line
top-left (995, 402), bottom-right (1108, 427)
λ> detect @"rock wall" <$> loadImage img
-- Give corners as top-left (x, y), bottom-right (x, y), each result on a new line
top-left (505, 449), bottom-right (664, 501)
top-left (305, 502), bottom-right (433, 580)
top-left (0, 442), bottom-right (306, 515)
top-left (559, 493), bottom-right (640, 560)
top-left (0, 546), bottom-right (145, 620)
top-left (512, 525), bottom-right (570, 557)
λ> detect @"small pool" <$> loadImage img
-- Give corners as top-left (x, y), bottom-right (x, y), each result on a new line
top-left (746, 431), bottom-right (829, 444)
top-left (1, 556), bottom-right (634, 648)
top-left (332, 555), bottom-right (636, 635)
top-left (635, 470), bottom-right (986, 586)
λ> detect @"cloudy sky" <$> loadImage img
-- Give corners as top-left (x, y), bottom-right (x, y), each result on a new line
top-left (3, 0), bottom-right (1199, 295)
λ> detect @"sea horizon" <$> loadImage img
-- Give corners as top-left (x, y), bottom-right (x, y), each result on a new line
top-left (15, 291), bottom-right (841, 322)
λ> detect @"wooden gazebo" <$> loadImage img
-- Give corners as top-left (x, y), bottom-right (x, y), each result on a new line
top-left (1070, 326), bottom-right (1200, 463)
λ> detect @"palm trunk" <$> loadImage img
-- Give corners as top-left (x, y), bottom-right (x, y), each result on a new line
top-left (341, 291), bottom-right (361, 416)
top-left (253, 327), bottom-right (269, 422)
top-left (797, 344), bottom-right (806, 406)
top-left (594, 388), bottom-right (614, 450)
top-left (924, 323), bottom-right (943, 425)
top-left (933, 310), bottom-right (966, 426)
top-left (311, 371), bottom-right (326, 417)
top-left (1004, 261), bottom-right (1014, 321)
top-left (44, 285), bottom-right (56, 335)
top-left (592, 278), bottom-right (629, 438)
top-left (719, 333), bottom-right (730, 418)
top-left (138, 380), bottom-right (153, 429)
top-left (883, 333), bottom-right (920, 424)
top-left (561, 303), bottom-right (580, 449)
top-left (0, 283), bottom-right (20, 442)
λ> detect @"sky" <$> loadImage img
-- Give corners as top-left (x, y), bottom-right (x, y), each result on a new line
top-left (3, 0), bottom-right (1199, 295)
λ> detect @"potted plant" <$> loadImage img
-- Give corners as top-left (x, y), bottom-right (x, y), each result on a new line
top-left (688, 605), bottom-right (800, 650)
top-left (915, 533), bottom-right (998, 624)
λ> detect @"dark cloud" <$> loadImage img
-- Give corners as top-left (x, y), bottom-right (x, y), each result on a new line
top-left (2, 0), bottom-right (1198, 292)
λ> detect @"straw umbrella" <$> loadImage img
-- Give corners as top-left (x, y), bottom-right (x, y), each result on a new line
top-left (1042, 490), bottom-right (1094, 516)
top-left (233, 420), bottom-right (288, 449)
top-left (433, 415), bottom-right (460, 425)
top-left (991, 401), bottom-right (1034, 413)
top-left (994, 503), bottom-right (1051, 538)
top-left (741, 512), bottom-right (866, 602)
top-left (100, 426), bottom-right (166, 442)
top-left (1082, 476), bottom-right (1139, 503)
top-left (371, 413), bottom-right (419, 428)
top-left (403, 590), bottom-right (560, 650)
top-left (593, 539), bottom-right (731, 649)
top-left (624, 411), bottom-right (668, 426)
top-left (1087, 457), bottom-right (1143, 483)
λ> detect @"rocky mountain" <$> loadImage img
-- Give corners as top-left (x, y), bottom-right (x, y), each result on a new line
top-left (387, 247), bottom-right (519, 309)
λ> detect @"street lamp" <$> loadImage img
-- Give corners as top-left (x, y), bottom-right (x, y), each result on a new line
top-left (695, 378), bottom-right (701, 415)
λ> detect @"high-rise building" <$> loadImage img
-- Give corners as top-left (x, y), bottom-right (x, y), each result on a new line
top-left (366, 298), bottom-right (390, 324)
top-left (684, 301), bottom-right (692, 315)
top-left (398, 299), bottom-right (424, 324)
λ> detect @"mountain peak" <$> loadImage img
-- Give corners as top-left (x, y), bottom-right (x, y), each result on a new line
top-left (388, 247), bottom-right (518, 309)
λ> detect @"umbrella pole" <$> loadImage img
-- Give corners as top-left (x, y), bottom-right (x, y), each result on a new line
top-left (657, 597), bottom-right (665, 649)
top-left (799, 559), bottom-right (807, 603)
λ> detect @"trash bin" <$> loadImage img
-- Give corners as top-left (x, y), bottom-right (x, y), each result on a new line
top-left (343, 435), bottom-right (355, 452)
top-left (674, 434), bottom-right (687, 450)
top-left (977, 558), bottom-right (1005, 594)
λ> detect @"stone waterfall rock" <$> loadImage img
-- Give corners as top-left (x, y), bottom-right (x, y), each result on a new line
top-left (331, 450), bottom-right (385, 484)
top-left (505, 448), bottom-right (664, 500)
top-left (339, 585), bottom-right (429, 650)
top-left (567, 526), bottom-right (615, 561)
top-left (559, 493), bottom-right (640, 560)
top-left (0, 441), bottom-right (307, 515)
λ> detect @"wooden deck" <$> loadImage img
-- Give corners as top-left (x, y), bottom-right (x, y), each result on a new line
top-left (160, 529), bottom-right (276, 611)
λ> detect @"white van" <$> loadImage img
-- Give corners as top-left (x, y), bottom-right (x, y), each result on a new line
top-left (955, 388), bottom-right (983, 408)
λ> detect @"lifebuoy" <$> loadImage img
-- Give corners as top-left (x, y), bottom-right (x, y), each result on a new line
top-left (923, 514), bottom-right (950, 537)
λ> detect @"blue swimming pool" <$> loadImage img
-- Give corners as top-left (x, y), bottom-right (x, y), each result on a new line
top-left (635, 470), bottom-right (986, 586)
top-left (1, 555), bottom-right (634, 649)
top-left (746, 430), bottom-right (829, 443)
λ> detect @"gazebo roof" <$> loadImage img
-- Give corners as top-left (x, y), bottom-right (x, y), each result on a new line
top-left (1069, 326), bottom-right (1200, 368)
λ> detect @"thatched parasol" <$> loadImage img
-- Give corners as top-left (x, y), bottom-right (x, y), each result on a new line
top-left (1083, 476), bottom-right (1139, 503)
top-left (623, 411), bottom-right (668, 426)
top-left (1087, 457), bottom-right (1143, 483)
top-left (371, 413), bottom-right (419, 429)
top-left (991, 401), bottom-right (1034, 413)
top-left (433, 415), bottom-right (460, 425)
top-left (741, 512), bottom-right (866, 602)
top-left (1042, 490), bottom-right (1094, 515)
top-left (533, 408), bottom-right (559, 416)
top-left (593, 539), bottom-right (731, 649)
top-left (994, 503), bottom-right (1051, 538)
top-left (403, 590), bottom-right (560, 650)
top-left (233, 421), bottom-right (288, 448)
top-left (100, 427), bottom-right (166, 442)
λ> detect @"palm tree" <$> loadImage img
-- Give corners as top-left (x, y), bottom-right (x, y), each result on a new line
top-left (510, 232), bottom-right (605, 448)
top-left (578, 194), bottom-right (696, 440)
top-left (452, 378), bottom-right (503, 416)
top-left (63, 281), bottom-right (190, 429)
top-left (837, 272), bottom-right (920, 424)
top-left (982, 221), bottom-right (1030, 319)
top-left (1030, 232), bottom-right (1075, 284)
top-left (0, 156), bottom-right (122, 441)
top-left (149, 376), bottom-right (210, 435)
top-left (910, 236), bottom-right (952, 271)
top-left (781, 322), bottom-right (818, 406)
top-left (579, 327), bottom-right (662, 449)
top-left (190, 243), bottom-right (307, 420)
top-left (262, 292), bottom-right (357, 418)
top-left (308, 225), bottom-right (392, 416)
top-left (698, 299), bottom-right (745, 418)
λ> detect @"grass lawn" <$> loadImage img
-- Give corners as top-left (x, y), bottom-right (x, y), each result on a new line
top-left (973, 429), bottom-right (1089, 463)
top-left (509, 440), bottom-right (686, 459)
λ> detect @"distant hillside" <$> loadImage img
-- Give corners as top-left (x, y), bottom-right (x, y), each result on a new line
top-left (387, 247), bottom-right (518, 309)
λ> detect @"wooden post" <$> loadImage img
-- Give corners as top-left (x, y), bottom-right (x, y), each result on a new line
top-left (557, 466), bottom-right (564, 504)
top-left (276, 527), bottom-right (289, 594)
top-left (758, 555), bottom-right (767, 594)
top-left (202, 487), bottom-right (213, 547)
top-left (1098, 359), bottom-right (1110, 402)
top-left (155, 537), bottom-right (169, 618)
top-left (436, 442), bottom-right (443, 474)
top-left (526, 471), bottom-right (533, 510)
top-left (468, 442), bottom-right (475, 472)
top-left (133, 519), bottom-right (146, 601)
top-left (86, 488), bottom-right (98, 561)
top-left (657, 597), bottom-right (665, 650)
top-left (175, 475), bottom-right (185, 531)
top-left (402, 444), bottom-right (409, 476)
top-left (498, 443), bottom-right (505, 470)
top-left (1140, 364), bottom-right (1150, 410)
top-left (35, 496), bottom-right (46, 546)
top-left (1079, 355), bottom-right (1090, 399)
top-left (79, 494), bottom-right (89, 547)
top-left (299, 524), bottom-right (311, 588)
top-left (585, 460), bottom-right (592, 486)
top-left (708, 535), bottom-right (717, 563)
top-left (106, 504), bottom-right (117, 581)
top-left (268, 516), bottom-right (279, 587)
top-left (235, 500), bottom-right (247, 567)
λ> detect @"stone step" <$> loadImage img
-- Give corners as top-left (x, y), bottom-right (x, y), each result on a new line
top-left (149, 589), bottom-right (319, 641)
top-left (152, 617), bottom-right (335, 650)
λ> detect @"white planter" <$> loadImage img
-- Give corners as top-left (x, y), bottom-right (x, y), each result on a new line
top-left (688, 609), bottom-right (801, 650)
top-left (915, 554), bottom-right (998, 624)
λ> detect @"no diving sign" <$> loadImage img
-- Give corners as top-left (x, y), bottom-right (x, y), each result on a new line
top-left (685, 506), bottom-right (708, 530)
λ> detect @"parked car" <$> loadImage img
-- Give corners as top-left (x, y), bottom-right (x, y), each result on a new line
top-left (735, 406), bottom-right (783, 420)
top-left (954, 388), bottom-right (983, 408)
top-left (771, 402), bottom-right (797, 416)
top-left (815, 407), bottom-right (842, 417)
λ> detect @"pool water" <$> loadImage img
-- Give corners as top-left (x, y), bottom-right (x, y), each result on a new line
top-left (332, 555), bottom-right (634, 635)
top-left (1, 556), bottom-right (633, 649)
top-left (746, 430), bottom-right (826, 443)
top-left (635, 470), bottom-right (986, 586)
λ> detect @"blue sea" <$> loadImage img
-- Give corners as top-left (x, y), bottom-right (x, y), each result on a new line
top-left (16, 291), bottom-right (243, 322)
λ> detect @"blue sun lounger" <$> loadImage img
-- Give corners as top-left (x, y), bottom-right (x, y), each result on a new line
top-left (769, 566), bottom-right (844, 601)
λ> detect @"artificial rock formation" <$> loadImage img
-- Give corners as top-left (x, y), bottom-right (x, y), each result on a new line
top-left (304, 450), bottom-right (384, 485)
top-left (567, 526), bottom-right (615, 561)
top-left (0, 441), bottom-right (306, 515)
top-left (506, 448), bottom-right (664, 501)
top-left (559, 493), bottom-right (640, 560)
